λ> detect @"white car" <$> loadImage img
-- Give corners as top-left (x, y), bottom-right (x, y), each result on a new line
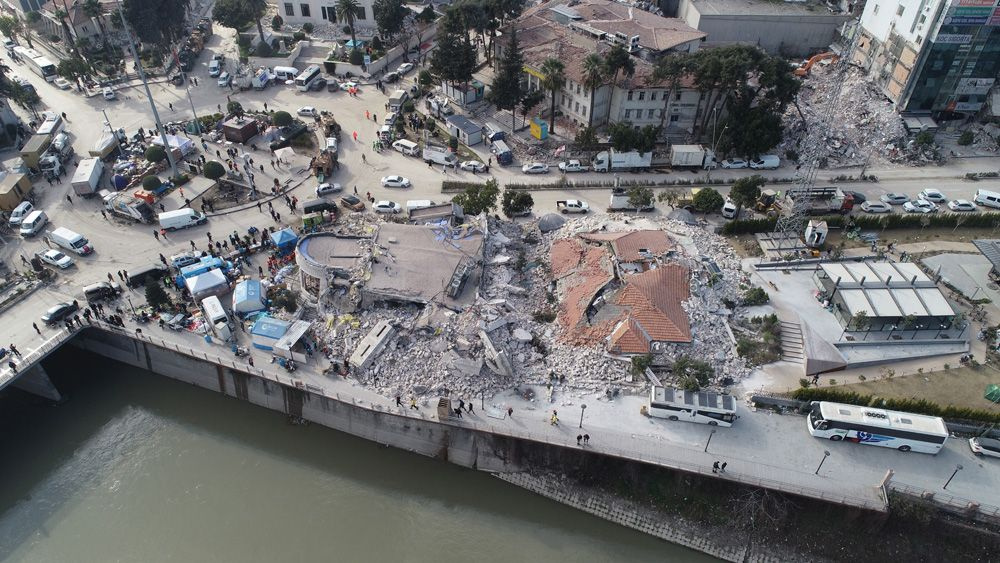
top-left (558, 160), bottom-right (587, 173)
top-left (397, 62), bottom-right (414, 74)
top-left (37, 249), bottom-right (74, 269)
top-left (54, 77), bottom-right (71, 90)
top-left (325, 137), bottom-right (338, 151)
top-left (918, 188), bottom-right (946, 203)
top-left (969, 437), bottom-right (1000, 458)
top-left (217, 72), bottom-right (231, 87)
top-left (880, 193), bottom-right (909, 205)
top-left (460, 161), bottom-right (486, 173)
top-left (341, 81), bottom-right (359, 90)
top-left (297, 106), bottom-right (318, 117)
top-left (102, 86), bottom-right (116, 100)
top-left (947, 199), bottom-right (977, 212)
top-left (380, 175), bottom-right (411, 188)
top-left (903, 199), bottom-right (938, 214)
top-left (522, 163), bottom-right (550, 174)
top-left (373, 200), bottom-right (402, 214)
top-left (315, 182), bottom-right (343, 196)
top-left (720, 158), bottom-right (748, 169)
top-left (860, 201), bottom-right (891, 214)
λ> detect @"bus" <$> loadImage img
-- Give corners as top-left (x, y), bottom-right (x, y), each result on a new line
top-left (294, 65), bottom-right (321, 92)
top-left (14, 46), bottom-right (56, 81)
top-left (648, 386), bottom-right (738, 427)
top-left (806, 401), bottom-right (949, 454)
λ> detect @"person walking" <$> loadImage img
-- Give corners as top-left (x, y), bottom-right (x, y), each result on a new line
top-left (7, 360), bottom-right (16, 374)
top-left (100, 209), bottom-right (107, 220)
top-left (396, 395), bottom-right (403, 407)
top-left (248, 356), bottom-right (254, 367)
top-left (720, 462), bottom-right (727, 473)
top-left (712, 461), bottom-right (720, 474)
top-left (458, 398), bottom-right (465, 411)
top-left (66, 194), bottom-right (72, 204)
top-left (577, 435), bottom-right (583, 445)
top-left (33, 323), bottom-right (41, 335)
top-left (9, 344), bottom-right (21, 358)
top-left (410, 397), bottom-right (418, 410)
top-left (583, 434), bottom-right (590, 445)
top-left (467, 402), bottom-right (474, 414)
top-left (507, 407), bottom-right (513, 418)
top-left (152, 230), bottom-right (159, 241)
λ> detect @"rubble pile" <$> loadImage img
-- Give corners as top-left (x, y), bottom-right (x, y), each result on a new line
top-left (965, 123), bottom-right (1000, 153)
top-left (780, 66), bottom-right (918, 168)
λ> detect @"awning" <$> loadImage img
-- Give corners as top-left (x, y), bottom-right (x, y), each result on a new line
top-left (273, 320), bottom-right (311, 352)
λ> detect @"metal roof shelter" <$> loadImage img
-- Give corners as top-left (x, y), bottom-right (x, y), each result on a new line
top-left (973, 239), bottom-right (1000, 276)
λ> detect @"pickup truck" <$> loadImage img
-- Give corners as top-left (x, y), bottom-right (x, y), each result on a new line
top-left (556, 200), bottom-right (590, 214)
top-left (558, 160), bottom-right (588, 173)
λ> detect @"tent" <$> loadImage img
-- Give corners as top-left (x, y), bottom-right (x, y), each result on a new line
top-left (986, 384), bottom-right (1000, 404)
top-left (233, 279), bottom-right (267, 315)
top-left (273, 320), bottom-right (313, 362)
top-left (538, 213), bottom-right (566, 233)
top-left (150, 134), bottom-right (195, 156)
top-left (185, 269), bottom-right (229, 300)
top-left (112, 174), bottom-right (129, 190)
top-left (270, 228), bottom-right (298, 255)
top-left (250, 317), bottom-right (290, 350)
top-left (274, 146), bottom-right (295, 163)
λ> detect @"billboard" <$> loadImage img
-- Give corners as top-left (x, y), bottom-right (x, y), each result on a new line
top-left (956, 77), bottom-right (995, 94)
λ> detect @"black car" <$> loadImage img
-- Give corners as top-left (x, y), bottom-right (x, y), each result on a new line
top-left (309, 77), bottom-right (327, 91)
top-left (41, 302), bottom-right (79, 324)
top-left (844, 190), bottom-right (867, 204)
top-left (384, 71), bottom-right (400, 83)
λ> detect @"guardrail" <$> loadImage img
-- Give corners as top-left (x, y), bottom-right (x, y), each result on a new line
top-left (890, 481), bottom-right (1000, 522)
top-left (0, 330), bottom-right (73, 389)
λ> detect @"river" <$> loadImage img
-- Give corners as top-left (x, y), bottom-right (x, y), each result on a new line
top-left (0, 349), bottom-right (714, 562)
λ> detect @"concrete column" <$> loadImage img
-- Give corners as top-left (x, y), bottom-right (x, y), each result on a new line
top-left (11, 364), bottom-right (63, 402)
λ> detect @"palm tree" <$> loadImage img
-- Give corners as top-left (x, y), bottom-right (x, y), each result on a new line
top-left (581, 53), bottom-right (605, 129)
top-left (53, 7), bottom-right (75, 45)
top-left (652, 54), bottom-right (688, 133)
top-left (539, 58), bottom-right (565, 135)
top-left (82, 0), bottom-right (109, 50)
top-left (337, 0), bottom-right (359, 46)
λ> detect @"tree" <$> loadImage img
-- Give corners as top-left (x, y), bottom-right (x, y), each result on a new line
top-left (82, 0), bottom-right (110, 53)
top-left (502, 191), bottom-right (533, 218)
top-left (272, 110), bottom-right (292, 127)
top-left (452, 178), bottom-right (500, 215)
top-left (52, 8), bottom-right (74, 45)
top-left (693, 187), bottom-right (724, 213)
top-left (673, 355), bottom-right (713, 391)
top-left (519, 89), bottom-right (544, 128)
top-left (574, 126), bottom-right (598, 152)
top-left (431, 8), bottom-right (476, 88)
top-left (729, 175), bottom-right (765, 216)
top-left (145, 276), bottom-right (172, 311)
top-left (603, 45), bottom-right (634, 124)
top-left (57, 57), bottom-right (90, 81)
top-left (418, 69), bottom-right (434, 88)
top-left (144, 146), bottom-right (167, 164)
top-left (652, 53), bottom-right (690, 131)
top-left (486, 25), bottom-right (525, 134)
top-left (626, 186), bottom-right (653, 210)
top-left (213, 0), bottom-right (267, 44)
top-left (203, 161), bottom-right (225, 180)
top-left (337, 0), bottom-right (360, 46)
top-left (718, 107), bottom-right (783, 158)
top-left (227, 101), bottom-right (245, 118)
top-left (607, 121), bottom-right (659, 153)
top-left (539, 58), bottom-right (565, 135)
top-left (849, 311), bottom-right (871, 332)
top-left (581, 53), bottom-right (605, 128)
top-left (373, 0), bottom-right (407, 39)
top-left (142, 175), bottom-right (163, 192)
top-left (417, 5), bottom-right (436, 23)
top-left (271, 14), bottom-right (284, 30)
top-left (124, 0), bottom-right (190, 49)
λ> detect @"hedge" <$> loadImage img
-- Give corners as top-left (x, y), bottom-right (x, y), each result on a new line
top-left (721, 211), bottom-right (1000, 235)
top-left (791, 387), bottom-right (1000, 424)
top-left (442, 180), bottom-right (487, 193)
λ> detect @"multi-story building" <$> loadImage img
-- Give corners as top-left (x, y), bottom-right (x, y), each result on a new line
top-left (0, 0), bottom-right (45, 17)
top-left (501, 0), bottom-right (707, 139)
top-left (271, 0), bottom-right (376, 29)
top-left (852, 0), bottom-right (1000, 115)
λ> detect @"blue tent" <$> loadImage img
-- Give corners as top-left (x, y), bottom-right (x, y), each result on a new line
top-left (345, 39), bottom-right (366, 49)
top-left (250, 317), bottom-right (290, 350)
top-left (112, 174), bottom-right (128, 190)
top-left (270, 228), bottom-right (298, 255)
top-left (233, 279), bottom-right (267, 315)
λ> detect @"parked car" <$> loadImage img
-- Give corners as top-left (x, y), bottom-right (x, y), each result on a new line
top-left (340, 195), bottom-right (365, 211)
top-left (316, 182), bottom-right (343, 196)
top-left (947, 199), bottom-right (977, 212)
top-left (381, 175), bottom-right (411, 188)
top-left (903, 199), bottom-right (938, 214)
top-left (558, 160), bottom-right (587, 173)
top-left (720, 158), bottom-right (748, 169)
top-left (880, 193), bottom-right (909, 205)
top-left (843, 190), bottom-right (867, 204)
top-left (860, 201), bottom-right (891, 214)
top-left (460, 161), bottom-right (486, 173)
top-left (36, 249), bottom-right (74, 269)
top-left (54, 77), bottom-right (71, 90)
top-left (969, 437), bottom-right (1000, 458)
top-left (918, 188), bottom-right (946, 203)
top-left (397, 62), bottom-right (414, 74)
top-left (309, 77), bottom-right (326, 91)
top-left (297, 106), bottom-right (318, 117)
top-left (102, 86), bottom-right (116, 100)
top-left (749, 155), bottom-right (780, 169)
top-left (41, 301), bottom-right (79, 325)
top-left (522, 163), bottom-right (550, 174)
top-left (217, 72), bottom-right (231, 87)
top-left (373, 200), bottom-right (402, 214)
top-left (384, 71), bottom-right (400, 83)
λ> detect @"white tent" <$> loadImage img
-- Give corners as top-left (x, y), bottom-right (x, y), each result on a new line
top-left (232, 279), bottom-right (267, 314)
top-left (274, 146), bottom-right (295, 163)
top-left (151, 134), bottom-right (195, 156)
top-left (186, 269), bottom-right (229, 300)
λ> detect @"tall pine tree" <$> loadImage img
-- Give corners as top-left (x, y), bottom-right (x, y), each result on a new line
top-left (486, 26), bottom-right (524, 133)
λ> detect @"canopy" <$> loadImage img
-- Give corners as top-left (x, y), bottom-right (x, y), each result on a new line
top-left (270, 227), bottom-right (298, 250)
top-left (986, 384), bottom-right (1000, 404)
top-left (185, 269), bottom-right (228, 298)
top-left (150, 134), bottom-right (195, 155)
top-left (233, 279), bottom-right (267, 314)
top-left (274, 147), bottom-right (295, 162)
top-left (538, 213), bottom-right (566, 233)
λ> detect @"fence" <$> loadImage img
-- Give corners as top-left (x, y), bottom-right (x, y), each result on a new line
top-left (890, 481), bottom-right (1000, 523)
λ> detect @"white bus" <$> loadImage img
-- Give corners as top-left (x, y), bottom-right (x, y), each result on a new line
top-left (807, 401), bottom-right (948, 454)
top-left (294, 65), bottom-right (321, 92)
top-left (648, 386), bottom-right (738, 426)
top-left (14, 46), bottom-right (56, 81)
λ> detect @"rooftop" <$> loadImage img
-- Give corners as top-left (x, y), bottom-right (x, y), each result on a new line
top-left (581, 229), bottom-right (675, 263)
top-left (609, 264), bottom-right (692, 353)
top-left (685, 0), bottom-right (847, 17)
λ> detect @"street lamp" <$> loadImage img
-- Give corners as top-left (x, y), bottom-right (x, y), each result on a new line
top-left (943, 464), bottom-right (963, 490)
top-left (814, 450), bottom-right (831, 475)
top-left (579, 404), bottom-right (587, 428)
top-left (704, 428), bottom-right (716, 453)
top-left (126, 296), bottom-right (136, 315)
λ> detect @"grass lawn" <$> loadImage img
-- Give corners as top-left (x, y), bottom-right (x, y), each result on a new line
top-left (828, 226), bottom-right (1000, 249)
top-left (837, 364), bottom-right (1000, 410)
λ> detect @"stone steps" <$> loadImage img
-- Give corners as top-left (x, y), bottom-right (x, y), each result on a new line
top-left (779, 321), bottom-right (804, 363)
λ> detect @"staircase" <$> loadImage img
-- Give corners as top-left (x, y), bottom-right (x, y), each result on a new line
top-left (780, 320), bottom-right (804, 364)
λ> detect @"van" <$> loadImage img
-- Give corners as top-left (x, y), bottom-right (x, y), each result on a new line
top-left (378, 125), bottom-right (392, 141)
top-left (84, 281), bottom-right (122, 303)
top-left (302, 198), bottom-right (337, 215)
top-left (721, 200), bottom-right (738, 219)
top-left (750, 155), bottom-right (780, 170)
top-left (159, 208), bottom-right (207, 231)
top-left (50, 226), bottom-right (94, 255)
top-left (392, 139), bottom-right (420, 156)
top-left (274, 66), bottom-right (299, 81)
top-left (19, 210), bottom-right (47, 237)
top-left (975, 189), bottom-right (1000, 209)
top-left (384, 112), bottom-right (398, 126)
top-left (208, 59), bottom-right (222, 77)
top-left (8, 201), bottom-right (34, 227)
top-left (201, 295), bottom-right (233, 342)
top-left (405, 200), bottom-right (435, 215)
top-left (484, 122), bottom-right (505, 142)
top-left (491, 140), bottom-right (513, 166)
top-left (127, 263), bottom-right (169, 288)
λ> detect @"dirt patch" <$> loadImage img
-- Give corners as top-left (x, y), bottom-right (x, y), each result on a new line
top-left (827, 226), bottom-right (1000, 249)
top-left (838, 364), bottom-right (1000, 410)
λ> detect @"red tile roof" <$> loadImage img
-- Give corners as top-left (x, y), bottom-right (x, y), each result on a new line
top-left (581, 230), bottom-right (674, 262)
top-left (608, 264), bottom-right (691, 353)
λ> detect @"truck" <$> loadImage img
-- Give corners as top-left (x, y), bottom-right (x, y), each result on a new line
top-left (104, 192), bottom-right (155, 223)
top-left (72, 157), bottom-right (104, 196)
top-left (423, 143), bottom-right (457, 167)
top-left (90, 128), bottom-right (125, 159)
top-left (592, 149), bottom-right (653, 172)
top-left (558, 160), bottom-right (588, 173)
top-left (556, 200), bottom-right (590, 214)
top-left (608, 187), bottom-right (654, 212)
top-left (36, 112), bottom-right (63, 135)
top-left (786, 187), bottom-right (855, 215)
top-left (159, 208), bottom-right (207, 230)
top-left (37, 154), bottom-right (64, 176)
top-left (201, 295), bottom-right (233, 343)
top-left (669, 145), bottom-right (717, 169)
top-left (388, 89), bottom-right (409, 113)
top-left (50, 226), bottom-right (94, 255)
top-left (50, 132), bottom-right (73, 157)
top-left (19, 133), bottom-right (51, 169)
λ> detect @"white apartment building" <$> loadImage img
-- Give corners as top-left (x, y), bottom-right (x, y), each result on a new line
top-left (272, 0), bottom-right (376, 28)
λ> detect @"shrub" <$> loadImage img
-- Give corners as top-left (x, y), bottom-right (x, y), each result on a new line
top-left (293, 31), bottom-right (306, 41)
top-left (272, 110), bottom-right (293, 127)
top-left (142, 176), bottom-right (162, 191)
top-left (532, 310), bottom-right (556, 323)
top-left (302, 22), bottom-right (313, 34)
top-left (227, 101), bottom-right (244, 117)
top-left (799, 378), bottom-right (810, 388)
top-left (915, 131), bottom-right (935, 146)
top-left (144, 145), bottom-right (167, 163)
top-left (255, 41), bottom-right (273, 57)
top-left (402, 100), bottom-right (415, 113)
top-left (790, 387), bottom-right (1000, 424)
top-left (271, 289), bottom-right (298, 313)
top-left (692, 187), bottom-right (724, 213)
top-left (144, 277), bottom-right (171, 310)
top-left (349, 48), bottom-right (363, 65)
top-left (631, 354), bottom-right (653, 376)
top-left (673, 355), bottom-right (713, 390)
top-left (741, 286), bottom-right (769, 306)
top-left (958, 131), bottom-right (974, 146)
top-left (448, 135), bottom-right (459, 151)
top-left (271, 15), bottom-right (284, 30)
top-left (172, 174), bottom-right (190, 187)
top-left (203, 160), bottom-right (225, 180)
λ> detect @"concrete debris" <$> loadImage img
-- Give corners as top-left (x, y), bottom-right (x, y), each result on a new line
top-left (512, 328), bottom-right (533, 342)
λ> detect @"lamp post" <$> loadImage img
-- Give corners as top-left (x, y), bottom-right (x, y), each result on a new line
top-left (579, 404), bottom-right (587, 428)
top-left (943, 464), bottom-right (963, 490)
top-left (704, 428), bottom-right (716, 453)
top-left (126, 296), bottom-right (136, 315)
top-left (814, 450), bottom-right (830, 475)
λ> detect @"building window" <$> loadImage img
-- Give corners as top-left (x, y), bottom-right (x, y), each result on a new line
top-left (284, 2), bottom-right (294, 16)
top-left (624, 109), bottom-right (631, 118)
top-left (638, 91), bottom-right (645, 101)
top-left (650, 91), bottom-right (657, 101)
top-left (300, 3), bottom-right (310, 16)
top-left (582, 106), bottom-right (587, 117)
top-left (670, 114), bottom-right (679, 123)
top-left (916, 35), bottom-right (922, 45)
top-left (576, 84), bottom-right (581, 94)
top-left (355, 6), bottom-right (366, 20)
top-left (919, 14), bottom-right (926, 24)
top-left (627, 90), bottom-right (634, 101)
top-left (658, 109), bottom-right (665, 118)
top-left (574, 101), bottom-right (580, 113)
top-left (647, 109), bottom-right (655, 119)
top-left (674, 92), bottom-right (681, 101)
top-left (896, 5), bottom-right (904, 16)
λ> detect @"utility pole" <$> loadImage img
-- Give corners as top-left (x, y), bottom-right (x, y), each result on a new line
top-left (113, 0), bottom-right (178, 179)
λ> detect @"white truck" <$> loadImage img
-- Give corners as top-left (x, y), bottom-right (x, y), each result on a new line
top-left (423, 143), bottom-right (457, 167)
top-left (556, 200), bottom-right (590, 214)
top-left (201, 295), bottom-right (234, 343)
top-left (592, 150), bottom-right (652, 172)
top-left (388, 89), bottom-right (409, 113)
top-left (608, 187), bottom-right (654, 212)
top-left (669, 144), bottom-right (717, 169)
top-left (50, 226), bottom-right (94, 255)
top-left (558, 160), bottom-right (588, 173)
top-left (159, 208), bottom-right (207, 230)
top-left (104, 192), bottom-right (155, 223)
top-left (71, 157), bottom-right (103, 197)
